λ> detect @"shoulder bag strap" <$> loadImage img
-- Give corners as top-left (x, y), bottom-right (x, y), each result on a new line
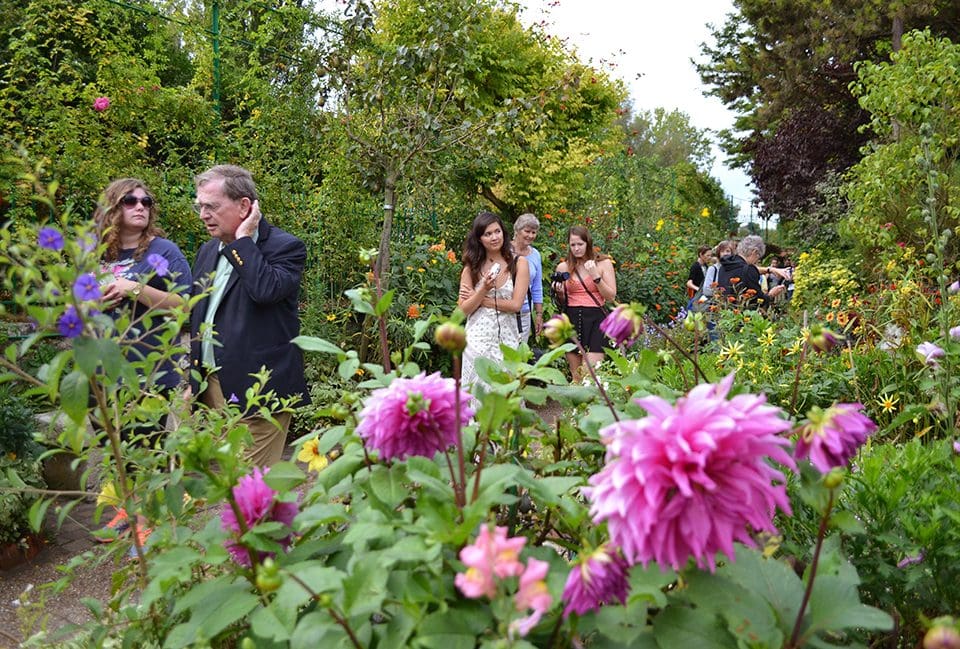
top-left (573, 267), bottom-right (608, 312)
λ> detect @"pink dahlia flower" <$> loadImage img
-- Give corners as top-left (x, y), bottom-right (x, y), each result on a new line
top-left (795, 403), bottom-right (876, 473)
top-left (600, 304), bottom-right (644, 347)
top-left (221, 467), bottom-right (299, 566)
top-left (356, 372), bottom-right (473, 461)
top-left (455, 524), bottom-right (527, 599)
top-left (584, 374), bottom-right (795, 571)
top-left (562, 545), bottom-right (630, 618)
top-left (509, 557), bottom-right (553, 639)
top-left (93, 96), bottom-right (110, 111)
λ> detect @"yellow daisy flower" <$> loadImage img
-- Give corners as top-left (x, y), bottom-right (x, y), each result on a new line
top-left (297, 438), bottom-right (328, 473)
top-left (877, 394), bottom-right (899, 414)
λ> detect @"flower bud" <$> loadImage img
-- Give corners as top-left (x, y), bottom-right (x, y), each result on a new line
top-left (435, 322), bottom-right (466, 354)
top-left (543, 313), bottom-right (574, 347)
top-left (808, 324), bottom-right (842, 353)
top-left (924, 622), bottom-right (960, 649)
top-left (823, 469), bottom-right (844, 489)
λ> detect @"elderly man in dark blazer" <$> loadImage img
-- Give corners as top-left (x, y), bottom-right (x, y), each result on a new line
top-left (189, 164), bottom-right (309, 466)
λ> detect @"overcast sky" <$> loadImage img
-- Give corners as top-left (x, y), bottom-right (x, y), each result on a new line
top-left (519, 0), bottom-right (756, 223)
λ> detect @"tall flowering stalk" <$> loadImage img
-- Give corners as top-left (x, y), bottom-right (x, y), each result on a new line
top-left (543, 313), bottom-right (619, 422)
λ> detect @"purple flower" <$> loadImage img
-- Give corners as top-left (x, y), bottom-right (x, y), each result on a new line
top-left (93, 96), bottom-right (110, 112)
top-left (562, 545), bottom-right (630, 618)
top-left (950, 326), bottom-right (960, 341)
top-left (147, 253), bottom-right (169, 277)
top-left (600, 304), bottom-right (644, 347)
top-left (949, 281), bottom-right (960, 294)
top-left (228, 392), bottom-right (239, 404)
top-left (57, 305), bottom-right (83, 338)
top-left (897, 551), bottom-right (924, 569)
top-left (73, 273), bottom-right (101, 301)
top-left (953, 440), bottom-right (960, 455)
top-left (584, 373), bottom-right (796, 571)
top-left (38, 227), bottom-right (64, 251)
top-left (917, 342), bottom-right (946, 368)
top-left (220, 467), bottom-right (299, 567)
top-left (355, 372), bottom-right (474, 461)
top-left (795, 403), bottom-right (876, 473)
top-left (809, 324), bottom-right (843, 353)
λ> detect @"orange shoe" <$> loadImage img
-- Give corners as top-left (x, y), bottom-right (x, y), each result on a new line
top-left (94, 508), bottom-right (129, 543)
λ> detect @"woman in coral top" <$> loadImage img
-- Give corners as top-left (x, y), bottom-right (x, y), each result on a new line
top-left (551, 226), bottom-right (616, 380)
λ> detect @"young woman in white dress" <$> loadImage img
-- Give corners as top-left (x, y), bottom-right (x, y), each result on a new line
top-left (457, 212), bottom-right (530, 391)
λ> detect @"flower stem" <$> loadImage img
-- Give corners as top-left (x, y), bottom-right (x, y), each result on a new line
top-left (786, 489), bottom-right (835, 649)
top-left (285, 572), bottom-right (365, 649)
top-left (790, 341), bottom-right (808, 415)
top-left (453, 356), bottom-right (467, 508)
top-left (646, 319), bottom-right (708, 383)
top-left (573, 335), bottom-right (619, 422)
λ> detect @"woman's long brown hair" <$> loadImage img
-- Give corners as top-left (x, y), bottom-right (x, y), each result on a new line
top-left (93, 178), bottom-right (165, 262)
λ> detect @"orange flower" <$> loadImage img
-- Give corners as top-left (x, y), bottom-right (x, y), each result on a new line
top-left (826, 312), bottom-right (835, 322)
top-left (407, 304), bottom-right (421, 319)
top-left (837, 311), bottom-right (849, 326)
top-left (730, 277), bottom-right (741, 284)
top-left (447, 250), bottom-right (457, 263)
top-left (543, 213), bottom-right (553, 220)
top-left (654, 303), bottom-right (662, 310)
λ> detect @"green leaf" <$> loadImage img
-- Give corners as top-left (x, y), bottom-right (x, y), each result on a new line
top-left (250, 603), bottom-right (294, 642)
top-left (59, 370), bottom-right (89, 423)
top-left (27, 497), bottom-right (52, 533)
top-left (721, 546), bottom-right (804, 631)
top-left (292, 335), bottom-right (345, 356)
top-left (339, 556), bottom-right (388, 619)
top-left (652, 605), bottom-right (738, 649)
top-left (804, 574), bottom-right (893, 638)
top-left (368, 464), bottom-right (408, 509)
top-left (829, 510), bottom-right (866, 535)
top-left (685, 572), bottom-right (784, 649)
top-left (72, 337), bottom-right (101, 377)
top-left (374, 289), bottom-right (395, 316)
top-left (165, 577), bottom-right (260, 648)
top-left (263, 461), bottom-right (307, 492)
top-left (275, 563), bottom-right (345, 610)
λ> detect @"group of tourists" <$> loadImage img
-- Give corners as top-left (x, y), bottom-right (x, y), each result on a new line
top-left (457, 212), bottom-right (617, 389)
top-left (686, 235), bottom-right (793, 312)
top-left (93, 165), bottom-right (308, 472)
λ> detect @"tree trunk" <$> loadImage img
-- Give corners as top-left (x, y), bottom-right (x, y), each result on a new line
top-left (376, 170), bottom-right (398, 286)
top-left (892, 13), bottom-right (903, 140)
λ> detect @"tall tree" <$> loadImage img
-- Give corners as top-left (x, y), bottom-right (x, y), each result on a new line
top-left (697, 0), bottom-right (960, 223)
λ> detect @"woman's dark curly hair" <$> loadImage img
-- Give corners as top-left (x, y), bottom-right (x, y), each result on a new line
top-left (462, 211), bottom-right (516, 286)
top-left (93, 178), bottom-right (165, 262)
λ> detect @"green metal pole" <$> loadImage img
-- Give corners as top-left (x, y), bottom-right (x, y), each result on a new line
top-left (212, 0), bottom-right (221, 117)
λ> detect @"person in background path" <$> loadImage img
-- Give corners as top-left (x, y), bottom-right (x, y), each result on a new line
top-left (92, 178), bottom-right (192, 548)
top-left (189, 164), bottom-right (309, 467)
top-left (552, 226), bottom-right (616, 381)
top-left (716, 235), bottom-right (790, 310)
top-left (511, 213), bottom-right (544, 347)
top-left (685, 245), bottom-right (712, 309)
top-left (458, 211), bottom-right (530, 392)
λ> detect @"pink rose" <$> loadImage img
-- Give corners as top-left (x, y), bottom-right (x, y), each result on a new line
top-left (93, 96), bottom-right (110, 112)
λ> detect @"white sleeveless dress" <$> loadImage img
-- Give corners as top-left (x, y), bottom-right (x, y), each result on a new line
top-left (462, 277), bottom-right (520, 392)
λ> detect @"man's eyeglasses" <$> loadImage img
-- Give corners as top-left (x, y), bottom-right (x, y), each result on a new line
top-left (120, 195), bottom-right (154, 208)
top-left (192, 202), bottom-right (221, 215)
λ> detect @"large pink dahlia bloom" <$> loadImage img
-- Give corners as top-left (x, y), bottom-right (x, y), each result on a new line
top-left (795, 403), bottom-right (876, 473)
top-left (221, 467), bottom-right (299, 566)
top-left (356, 372), bottom-right (474, 461)
top-left (584, 374), bottom-right (796, 571)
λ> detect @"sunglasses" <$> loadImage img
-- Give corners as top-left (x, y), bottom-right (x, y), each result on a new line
top-left (120, 195), bottom-right (154, 208)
